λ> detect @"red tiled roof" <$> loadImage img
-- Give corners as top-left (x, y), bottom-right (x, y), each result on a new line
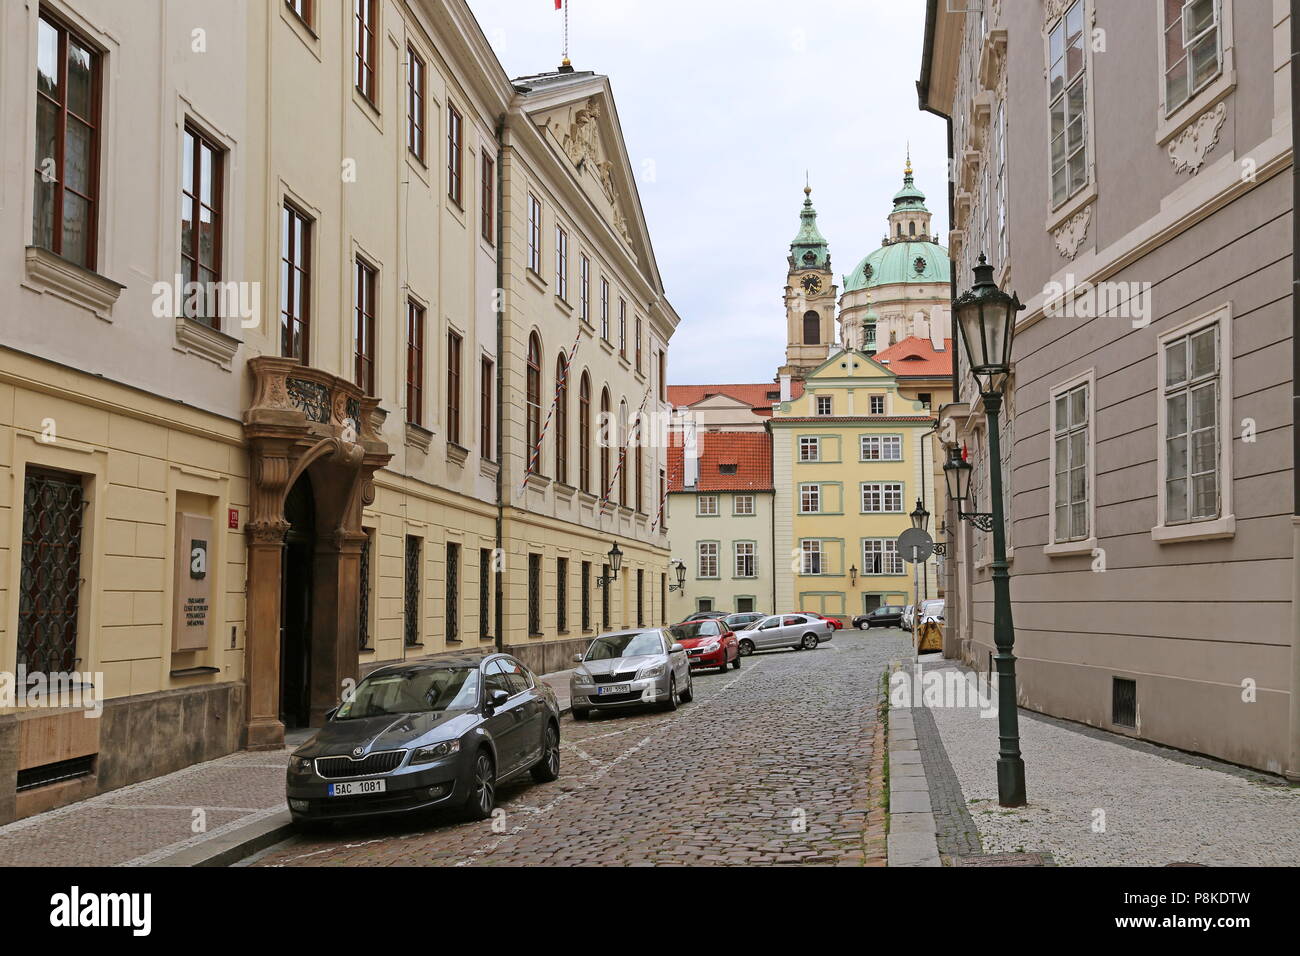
top-left (667, 431), bottom-right (773, 492)
top-left (871, 337), bottom-right (954, 377)
top-left (667, 381), bottom-right (805, 412)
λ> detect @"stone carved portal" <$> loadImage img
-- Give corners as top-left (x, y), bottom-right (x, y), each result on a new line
top-left (243, 356), bottom-right (391, 750)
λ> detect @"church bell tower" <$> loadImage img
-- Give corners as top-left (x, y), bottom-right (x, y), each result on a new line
top-left (779, 180), bottom-right (836, 380)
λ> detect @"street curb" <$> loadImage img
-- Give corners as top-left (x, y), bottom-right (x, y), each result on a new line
top-left (154, 811), bottom-right (296, 867)
top-left (885, 663), bottom-right (941, 866)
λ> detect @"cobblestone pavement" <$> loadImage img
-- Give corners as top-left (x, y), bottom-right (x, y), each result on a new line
top-left (922, 661), bottom-right (1300, 866)
top-left (912, 704), bottom-right (982, 858)
top-left (252, 629), bottom-right (912, 867)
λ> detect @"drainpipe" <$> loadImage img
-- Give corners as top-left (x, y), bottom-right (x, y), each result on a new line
top-left (494, 111), bottom-right (507, 654)
top-left (1287, 3), bottom-right (1300, 781)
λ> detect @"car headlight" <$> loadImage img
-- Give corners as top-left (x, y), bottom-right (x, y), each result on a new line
top-left (636, 663), bottom-right (666, 680)
top-left (572, 669), bottom-right (594, 685)
top-left (699, 642), bottom-right (720, 653)
top-left (290, 756), bottom-right (314, 775)
top-left (410, 740), bottom-right (461, 764)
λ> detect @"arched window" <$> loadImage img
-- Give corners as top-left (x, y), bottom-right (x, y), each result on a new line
top-left (526, 333), bottom-right (542, 468)
top-left (618, 400), bottom-right (628, 505)
top-left (896, 222), bottom-right (902, 237)
top-left (579, 372), bottom-right (591, 492)
top-left (599, 387), bottom-right (611, 496)
top-left (803, 311), bottom-right (820, 345)
top-left (909, 220), bottom-right (916, 236)
top-left (554, 354), bottom-right (569, 484)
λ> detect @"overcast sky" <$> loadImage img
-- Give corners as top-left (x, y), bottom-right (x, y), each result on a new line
top-left (467, 0), bottom-right (947, 385)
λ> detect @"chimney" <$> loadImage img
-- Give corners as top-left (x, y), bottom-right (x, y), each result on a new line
top-left (779, 374), bottom-right (792, 403)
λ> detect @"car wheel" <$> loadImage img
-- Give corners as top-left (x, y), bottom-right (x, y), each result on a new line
top-left (571, 707), bottom-right (589, 721)
top-left (738, 639), bottom-right (755, 657)
top-left (465, 750), bottom-right (496, 821)
top-left (660, 676), bottom-right (678, 712)
top-left (680, 675), bottom-right (694, 703)
top-left (859, 622), bottom-right (870, 630)
top-left (801, 633), bottom-right (819, 650)
top-left (531, 721), bottom-right (560, 783)
top-left (732, 651), bottom-right (741, 670)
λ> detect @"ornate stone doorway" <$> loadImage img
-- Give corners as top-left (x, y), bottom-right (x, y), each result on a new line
top-left (243, 357), bottom-right (391, 750)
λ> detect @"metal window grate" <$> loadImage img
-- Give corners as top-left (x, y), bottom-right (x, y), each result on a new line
top-left (601, 564), bottom-right (610, 630)
top-left (636, 569), bottom-right (644, 627)
top-left (557, 558), bottom-right (568, 632)
top-left (446, 542), bottom-right (460, 643)
top-left (581, 561), bottom-right (591, 631)
top-left (1112, 677), bottom-right (1137, 728)
top-left (404, 536), bottom-right (421, 646)
top-left (19, 469), bottom-right (84, 674)
top-left (479, 548), bottom-right (491, 640)
top-left (358, 530), bottom-right (372, 650)
top-left (528, 554), bottom-right (542, 635)
top-left (17, 754), bottom-right (95, 793)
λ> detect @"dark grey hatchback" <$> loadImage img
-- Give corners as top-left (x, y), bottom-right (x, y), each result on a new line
top-left (286, 654), bottom-right (561, 828)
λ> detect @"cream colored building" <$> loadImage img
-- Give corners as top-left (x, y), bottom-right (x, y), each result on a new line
top-left (0, 0), bottom-right (676, 823)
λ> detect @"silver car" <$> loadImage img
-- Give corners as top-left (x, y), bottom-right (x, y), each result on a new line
top-left (570, 629), bottom-right (693, 720)
top-left (735, 613), bottom-right (834, 657)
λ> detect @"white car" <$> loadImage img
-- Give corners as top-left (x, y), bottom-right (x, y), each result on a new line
top-left (735, 613), bottom-right (833, 656)
top-left (901, 605), bottom-right (916, 631)
top-left (918, 599), bottom-right (945, 623)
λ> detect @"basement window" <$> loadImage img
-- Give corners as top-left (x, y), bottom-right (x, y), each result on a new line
top-left (17, 755), bottom-right (96, 792)
top-left (1112, 677), bottom-right (1137, 729)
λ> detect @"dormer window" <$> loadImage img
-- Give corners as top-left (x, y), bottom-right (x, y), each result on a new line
top-left (719, 464), bottom-right (737, 475)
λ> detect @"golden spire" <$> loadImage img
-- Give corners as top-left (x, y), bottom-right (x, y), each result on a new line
top-left (905, 143), bottom-right (912, 177)
top-left (804, 170), bottom-right (811, 197)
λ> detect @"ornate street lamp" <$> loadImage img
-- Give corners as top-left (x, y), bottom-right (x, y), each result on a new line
top-left (933, 518), bottom-right (948, 558)
top-left (952, 252), bottom-right (1027, 808)
top-left (944, 444), bottom-right (993, 532)
top-left (910, 498), bottom-right (930, 532)
top-left (668, 558), bottom-right (687, 592)
top-left (595, 542), bottom-right (624, 589)
top-left (848, 565), bottom-right (858, 586)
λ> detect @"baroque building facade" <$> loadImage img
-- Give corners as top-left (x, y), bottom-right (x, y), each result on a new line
top-left (920, 0), bottom-right (1296, 776)
top-left (0, 0), bottom-right (676, 823)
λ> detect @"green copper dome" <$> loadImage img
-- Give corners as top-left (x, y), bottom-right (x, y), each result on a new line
top-left (789, 184), bottom-right (830, 271)
top-left (843, 239), bottom-right (950, 292)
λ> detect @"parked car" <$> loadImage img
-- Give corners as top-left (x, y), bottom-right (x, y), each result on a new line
top-left (735, 613), bottom-right (833, 656)
top-left (570, 629), bottom-right (693, 720)
top-left (286, 654), bottom-right (561, 829)
top-left (853, 605), bottom-right (905, 629)
top-left (901, 604), bottom-right (916, 631)
top-left (811, 613), bottom-right (844, 630)
top-left (918, 599), bottom-right (945, 623)
top-left (681, 610), bottom-right (729, 623)
top-left (722, 611), bottom-right (765, 630)
top-left (668, 619), bottom-right (740, 673)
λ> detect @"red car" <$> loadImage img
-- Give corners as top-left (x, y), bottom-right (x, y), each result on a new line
top-left (811, 613), bottom-right (844, 630)
top-left (666, 619), bottom-right (741, 674)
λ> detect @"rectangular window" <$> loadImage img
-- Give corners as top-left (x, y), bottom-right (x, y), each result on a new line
top-left (1163, 323), bottom-right (1220, 524)
top-left (33, 12), bottom-right (102, 269)
top-left (1164, 0), bottom-right (1222, 114)
top-left (800, 539), bottom-right (823, 575)
top-left (405, 300), bottom-right (425, 426)
top-left (359, 530), bottom-right (372, 649)
top-left (445, 542), bottom-right (460, 643)
top-left (618, 299), bottom-right (627, 357)
top-left (800, 483), bottom-right (821, 514)
top-left (18, 468), bottom-right (84, 673)
top-left (180, 123), bottom-right (225, 327)
top-left (697, 495), bottom-right (718, 516)
top-left (404, 535), bottom-right (421, 646)
top-left (480, 356), bottom-right (494, 459)
top-left (480, 153), bottom-right (495, 243)
top-left (446, 105), bottom-right (463, 206)
top-left (658, 349), bottom-right (666, 401)
top-left (635, 317), bottom-right (643, 372)
top-left (860, 435), bottom-right (902, 461)
top-left (527, 193), bottom-right (542, 274)
top-left (446, 330), bottom-right (462, 446)
top-left (479, 548), bottom-right (491, 640)
top-left (697, 542), bottom-right (719, 578)
top-left (601, 564), bottom-right (610, 629)
top-left (557, 557), bottom-right (568, 632)
top-left (636, 569), bottom-right (644, 627)
top-left (861, 482), bottom-right (904, 513)
top-left (995, 100), bottom-right (1007, 264)
top-left (581, 560), bottom-right (592, 631)
top-left (735, 542), bottom-right (756, 578)
top-left (869, 394), bottom-right (885, 415)
top-left (354, 0), bottom-right (377, 103)
top-left (579, 254), bottom-right (591, 323)
top-left (600, 278), bottom-right (610, 339)
top-left (734, 494), bottom-right (754, 516)
top-left (862, 538), bottom-right (904, 575)
top-left (354, 258), bottom-right (376, 394)
top-left (1052, 382), bottom-right (1090, 542)
top-left (799, 437), bottom-right (821, 462)
top-left (1048, 0), bottom-right (1088, 207)
top-left (528, 553), bottom-right (542, 635)
top-left (406, 45), bottom-right (425, 162)
top-left (286, 0), bottom-right (312, 27)
top-left (281, 203), bottom-right (312, 361)
top-left (815, 396), bottom-right (833, 416)
top-left (555, 225), bottom-right (568, 300)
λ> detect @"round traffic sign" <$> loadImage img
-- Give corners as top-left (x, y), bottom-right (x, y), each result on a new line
top-left (896, 528), bottom-right (934, 563)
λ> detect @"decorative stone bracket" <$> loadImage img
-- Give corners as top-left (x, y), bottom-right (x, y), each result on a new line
top-left (1167, 101), bottom-right (1228, 175)
top-left (1052, 204), bottom-right (1093, 260)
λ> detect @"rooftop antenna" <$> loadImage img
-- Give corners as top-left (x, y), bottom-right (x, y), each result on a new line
top-left (557, 0), bottom-right (573, 72)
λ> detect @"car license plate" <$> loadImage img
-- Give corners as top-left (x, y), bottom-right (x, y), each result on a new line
top-left (328, 779), bottom-right (386, 797)
top-left (597, 684), bottom-right (630, 696)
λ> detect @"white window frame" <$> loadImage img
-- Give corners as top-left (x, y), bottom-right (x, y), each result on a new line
top-left (697, 542), bottom-right (719, 579)
top-left (861, 482), bottom-right (904, 514)
top-left (799, 436), bottom-right (821, 462)
top-left (554, 224), bottom-right (568, 300)
top-left (1153, 304), bottom-right (1234, 543)
top-left (799, 539), bottom-right (823, 576)
top-left (1158, 0), bottom-right (1234, 145)
top-left (799, 483), bottom-right (821, 514)
top-left (861, 539), bottom-right (903, 576)
top-left (1046, 0), bottom-right (1091, 213)
top-left (995, 99), bottom-right (1007, 265)
top-left (1045, 369), bottom-right (1096, 556)
top-left (733, 494), bottom-right (755, 516)
top-left (1042, 0), bottom-right (1097, 232)
top-left (526, 193), bottom-right (542, 274)
top-left (734, 542), bottom-right (756, 578)
top-left (815, 395), bottom-right (833, 416)
top-left (860, 434), bottom-right (902, 461)
top-left (697, 494), bottom-right (718, 516)
top-left (869, 394), bottom-right (885, 415)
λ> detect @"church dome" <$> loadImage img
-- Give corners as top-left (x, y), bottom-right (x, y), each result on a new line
top-left (844, 239), bottom-right (949, 292)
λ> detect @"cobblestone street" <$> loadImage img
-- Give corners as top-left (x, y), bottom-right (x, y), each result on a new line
top-left (250, 630), bottom-right (911, 867)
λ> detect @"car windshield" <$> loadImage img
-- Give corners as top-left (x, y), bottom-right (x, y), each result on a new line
top-left (668, 622), bottom-right (719, 641)
top-left (585, 632), bottom-right (664, 660)
top-left (335, 666), bottom-right (480, 719)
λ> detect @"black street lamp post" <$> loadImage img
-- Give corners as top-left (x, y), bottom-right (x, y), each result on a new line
top-left (595, 542), bottom-right (623, 589)
top-left (668, 558), bottom-right (687, 592)
top-left (951, 253), bottom-right (1027, 808)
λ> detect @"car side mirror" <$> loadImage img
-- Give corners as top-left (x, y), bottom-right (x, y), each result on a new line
top-left (573, 653), bottom-right (584, 663)
top-left (485, 688), bottom-right (510, 712)
top-left (670, 643), bottom-right (685, 654)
